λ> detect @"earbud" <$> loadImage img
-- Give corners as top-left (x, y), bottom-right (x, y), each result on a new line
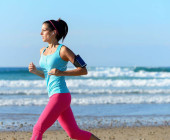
top-left (48, 32), bottom-right (55, 39)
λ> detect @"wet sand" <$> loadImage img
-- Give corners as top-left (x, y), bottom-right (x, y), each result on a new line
top-left (0, 126), bottom-right (170, 140)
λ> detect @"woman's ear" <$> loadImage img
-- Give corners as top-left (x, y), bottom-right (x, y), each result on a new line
top-left (54, 30), bottom-right (57, 35)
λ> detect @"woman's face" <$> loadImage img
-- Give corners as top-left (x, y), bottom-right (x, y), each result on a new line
top-left (40, 23), bottom-right (54, 42)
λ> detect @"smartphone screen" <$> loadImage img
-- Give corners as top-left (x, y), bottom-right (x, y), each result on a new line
top-left (76, 55), bottom-right (87, 67)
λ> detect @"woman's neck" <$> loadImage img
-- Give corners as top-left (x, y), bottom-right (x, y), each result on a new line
top-left (48, 40), bottom-right (59, 49)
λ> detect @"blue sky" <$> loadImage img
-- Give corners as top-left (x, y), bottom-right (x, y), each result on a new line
top-left (0, 0), bottom-right (170, 67)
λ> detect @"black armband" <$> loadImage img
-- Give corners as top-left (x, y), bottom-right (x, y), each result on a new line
top-left (73, 54), bottom-right (87, 68)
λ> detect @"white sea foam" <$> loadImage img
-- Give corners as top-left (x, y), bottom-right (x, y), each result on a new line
top-left (0, 89), bottom-right (47, 95)
top-left (86, 67), bottom-right (170, 78)
top-left (2, 79), bottom-right (170, 88)
top-left (0, 80), bottom-right (46, 88)
top-left (1, 89), bottom-right (170, 95)
top-left (0, 98), bottom-right (48, 106)
top-left (73, 95), bottom-right (170, 104)
top-left (1, 95), bottom-right (170, 106)
top-left (62, 79), bottom-right (170, 87)
top-left (70, 89), bottom-right (170, 94)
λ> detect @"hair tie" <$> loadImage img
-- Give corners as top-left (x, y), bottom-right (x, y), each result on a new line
top-left (57, 18), bottom-right (61, 22)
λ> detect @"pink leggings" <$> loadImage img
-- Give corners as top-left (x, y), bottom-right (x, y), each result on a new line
top-left (30, 93), bottom-right (91, 140)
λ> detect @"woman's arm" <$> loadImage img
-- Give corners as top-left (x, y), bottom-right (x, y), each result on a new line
top-left (28, 62), bottom-right (45, 78)
top-left (48, 46), bottom-right (87, 76)
top-left (34, 70), bottom-right (45, 78)
top-left (62, 67), bottom-right (87, 76)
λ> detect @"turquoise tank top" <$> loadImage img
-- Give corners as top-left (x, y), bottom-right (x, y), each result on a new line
top-left (39, 44), bottom-right (70, 97)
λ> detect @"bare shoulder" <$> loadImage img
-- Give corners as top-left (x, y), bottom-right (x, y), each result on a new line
top-left (60, 45), bottom-right (69, 52)
top-left (60, 45), bottom-right (74, 54)
top-left (60, 45), bottom-right (75, 62)
top-left (40, 47), bottom-right (46, 55)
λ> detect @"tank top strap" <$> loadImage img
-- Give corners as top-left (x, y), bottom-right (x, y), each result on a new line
top-left (42, 46), bottom-right (48, 53)
top-left (56, 44), bottom-right (63, 55)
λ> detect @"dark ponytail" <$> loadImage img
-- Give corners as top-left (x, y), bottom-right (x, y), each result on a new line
top-left (43, 18), bottom-right (68, 42)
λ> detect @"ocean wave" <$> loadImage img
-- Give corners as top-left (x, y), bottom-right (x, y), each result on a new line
top-left (86, 67), bottom-right (170, 78)
top-left (70, 89), bottom-right (170, 94)
top-left (54, 79), bottom-right (170, 87)
top-left (1, 95), bottom-right (170, 106)
top-left (2, 67), bottom-right (170, 80)
top-left (2, 79), bottom-right (170, 88)
top-left (0, 89), bottom-right (47, 95)
top-left (2, 89), bottom-right (170, 95)
top-left (0, 80), bottom-right (46, 88)
top-left (71, 95), bottom-right (170, 105)
top-left (134, 67), bottom-right (170, 72)
top-left (0, 67), bottom-right (28, 73)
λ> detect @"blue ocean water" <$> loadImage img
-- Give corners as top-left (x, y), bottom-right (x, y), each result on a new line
top-left (1, 66), bottom-right (170, 131)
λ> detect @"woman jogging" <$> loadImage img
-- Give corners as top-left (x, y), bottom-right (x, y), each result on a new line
top-left (28, 18), bottom-right (100, 140)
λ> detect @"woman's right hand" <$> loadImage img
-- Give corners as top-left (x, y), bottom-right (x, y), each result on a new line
top-left (28, 62), bottom-right (37, 74)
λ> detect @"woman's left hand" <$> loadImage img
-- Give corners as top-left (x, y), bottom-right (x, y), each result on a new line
top-left (48, 68), bottom-right (63, 76)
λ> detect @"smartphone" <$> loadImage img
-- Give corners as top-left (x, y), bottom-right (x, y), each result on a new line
top-left (76, 55), bottom-right (87, 68)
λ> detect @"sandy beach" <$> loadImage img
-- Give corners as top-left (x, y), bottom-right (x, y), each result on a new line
top-left (0, 126), bottom-right (170, 140)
